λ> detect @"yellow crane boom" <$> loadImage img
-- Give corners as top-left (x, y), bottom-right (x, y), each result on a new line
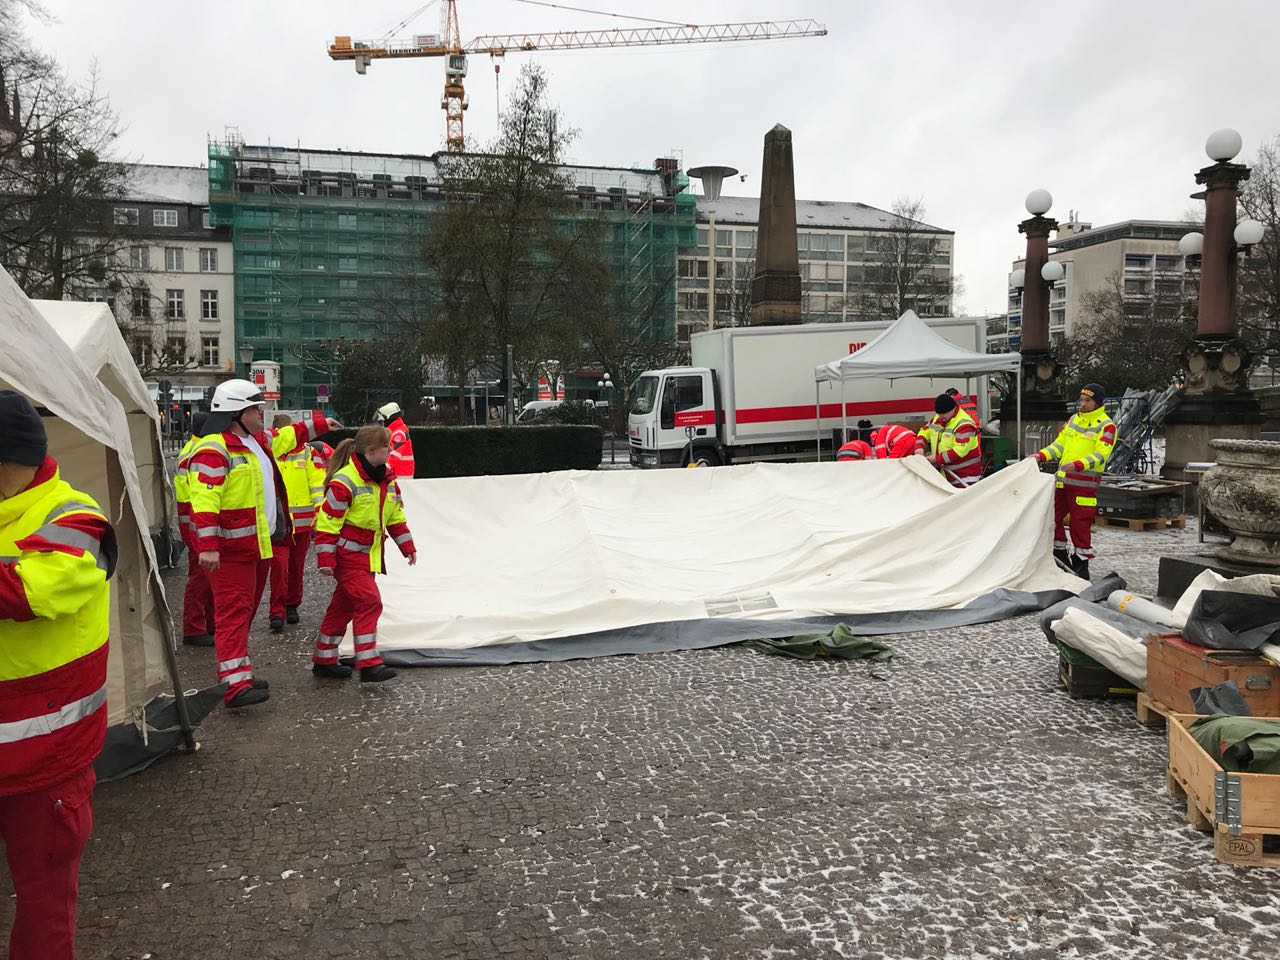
top-left (329, 2), bottom-right (827, 153)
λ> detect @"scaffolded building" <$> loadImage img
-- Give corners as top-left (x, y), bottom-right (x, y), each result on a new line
top-left (208, 135), bottom-right (694, 408)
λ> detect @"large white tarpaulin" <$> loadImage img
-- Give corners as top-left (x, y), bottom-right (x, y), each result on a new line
top-left (362, 458), bottom-right (1081, 661)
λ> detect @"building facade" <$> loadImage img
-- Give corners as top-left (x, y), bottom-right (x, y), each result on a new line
top-left (997, 217), bottom-right (1200, 352)
top-left (74, 165), bottom-right (235, 398)
top-left (676, 197), bottom-right (955, 342)
top-left (208, 139), bottom-right (694, 409)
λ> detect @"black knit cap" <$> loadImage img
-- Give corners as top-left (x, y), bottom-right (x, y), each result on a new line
top-left (0, 391), bottom-right (48, 466)
top-left (934, 393), bottom-right (958, 415)
top-left (1080, 383), bottom-right (1106, 402)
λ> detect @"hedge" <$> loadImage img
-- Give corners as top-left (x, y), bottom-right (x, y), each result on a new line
top-left (316, 425), bottom-right (603, 479)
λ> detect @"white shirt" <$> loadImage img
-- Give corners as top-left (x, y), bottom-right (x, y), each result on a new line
top-left (243, 433), bottom-right (278, 535)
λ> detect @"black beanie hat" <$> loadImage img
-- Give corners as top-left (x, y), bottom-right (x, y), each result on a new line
top-left (1080, 383), bottom-right (1105, 402)
top-left (934, 393), bottom-right (958, 415)
top-left (0, 391), bottom-right (49, 466)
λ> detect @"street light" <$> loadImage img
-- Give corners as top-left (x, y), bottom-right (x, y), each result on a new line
top-left (595, 372), bottom-right (616, 462)
top-left (1041, 260), bottom-right (1066, 283)
top-left (1025, 189), bottom-right (1054, 216)
top-left (688, 164), bottom-right (740, 332)
top-left (1179, 231), bottom-right (1205, 256)
top-left (238, 343), bottom-right (254, 377)
top-left (1010, 268), bottom-right (1026, 289)
top-left (1235, 219), bottom-right (1266, 249)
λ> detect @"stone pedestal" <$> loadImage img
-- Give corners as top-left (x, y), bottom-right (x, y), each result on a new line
top-left (749, 124), bottom-right (802, 327)
top-left (998, 349), bottom-right (1068, 453)
top-left (1199, 438), bottom-right (1280, 566)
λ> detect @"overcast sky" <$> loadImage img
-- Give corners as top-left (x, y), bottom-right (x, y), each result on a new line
top-left (24, 0), bottom-right (1280, 313)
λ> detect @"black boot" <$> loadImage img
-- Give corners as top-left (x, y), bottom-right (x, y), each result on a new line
top-left (1053, 548), bottom-right (1071, 571)
top-left (359, 664), bottom-right (398, 683)
top-left (182, 633), bottom-right (214, 647)
top-left (312, 663), bottom-right (353, 679)
top-left (285, 606), bottom-right (300, 625)
top-left (227, 685), bottom-right (270, 708)
top-left (250, 677), bottom-right (270, 689)
top-left (269, 617), bottom-right (284, 634)
top-left (1071, 556), bottom-right (1091, 581)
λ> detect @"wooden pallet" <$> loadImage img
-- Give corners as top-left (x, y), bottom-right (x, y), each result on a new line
top-left (1166, 713), bottom-right (1280, 867)
top-left (1096, 514), bottom-right (1186, 532)
top-left (1136, 691), bottom-right (1174, 729)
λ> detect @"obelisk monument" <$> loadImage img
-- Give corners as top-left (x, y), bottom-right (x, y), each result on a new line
top-left (749, 124), bottom-right (802, 326)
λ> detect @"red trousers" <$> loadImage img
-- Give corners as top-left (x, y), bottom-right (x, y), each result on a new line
top-left (211, 556), bottom-right (269, 701)
top-left (268, 531), bottom-right (311, 620)
top-left (181, 536), bottom-right (215, 639)
top-left (315, 563), bottom-right (383, 669)
top-left (0, 763), bottom-right (96, 960)
top-left (1054, 485), bottom-right (1098, 560)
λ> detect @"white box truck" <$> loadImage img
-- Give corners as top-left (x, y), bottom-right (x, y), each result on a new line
top-left (626, 318), bottom-right (988, 468)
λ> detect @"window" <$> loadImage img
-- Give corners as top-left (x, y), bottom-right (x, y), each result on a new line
top-left (337, 213), bottom-right (357, 230)
top-left (696, 228), bottom-right (709, 251)
top-left (202, 210), bottom-right (212, 229)
top-left (1124, 254), bottom-right (1152, 271)
top-left (165, 247), bottom-right (184, 272)
top-left (114, 207), bottom-right (139, 225)
top-left (131, 286), bottom-right (150, 318)
top-left (678, 259), bottom-right (697, 279)
top-left (338, 278), bottom-right (358, 297)
top-left (846, 235), bottom-right (865, 254)
top-left (130, 245), bottom-right (150, 270)
top-left (735, 230), bottom-right (756, 250)
top-left (201, 290), bottom-right (219, 320)
top-left (1155, 255), bottom-right (1182, 271)
top-left (201, 336), bottom-right (220, 367)
top-left (199, 248), bottom-right (218, 272)
top-left (153, 209), bottom-right (179, 228)
top-left (714, 261), bottom-right (732, 279)
top-left (166, 289), bottom-right (185, 320)
top-left (678, 291), bottom-right (708, 311)
top-left (665, 375), bottom-right (704, 412)
top-left (166, 335), bottom-right (188, 360)
top-left (338, 255), bottom-right (358, 273)
top-left (130, 337), bottom-right (151, 367)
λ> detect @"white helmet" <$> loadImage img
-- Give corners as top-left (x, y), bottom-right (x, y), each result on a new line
top-left (211, 378), bottom-right (265, 412)
top-left (375, 401), bottom-right (402, 422)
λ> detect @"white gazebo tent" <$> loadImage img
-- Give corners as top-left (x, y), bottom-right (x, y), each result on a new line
top-left (813, 309), bottom-right (1024, 458)
top-left (0, 268), bottom-right (195, 770)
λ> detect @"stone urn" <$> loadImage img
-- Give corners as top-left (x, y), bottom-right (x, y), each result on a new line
top-left (1199, 439), bottom-right (1280, 566)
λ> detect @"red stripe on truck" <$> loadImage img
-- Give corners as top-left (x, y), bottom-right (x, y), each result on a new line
top-left (735, 396), bottom-right (938, 425)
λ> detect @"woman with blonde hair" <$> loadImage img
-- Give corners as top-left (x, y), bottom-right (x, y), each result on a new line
top-left (312, 424), bottom-right (417, 682)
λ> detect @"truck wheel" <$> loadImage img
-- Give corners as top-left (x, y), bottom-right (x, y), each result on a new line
top-left (693, 447), bottom-right (722, 467)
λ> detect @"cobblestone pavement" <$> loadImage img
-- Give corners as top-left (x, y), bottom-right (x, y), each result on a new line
top-left (6, 519), bottom-right (1279, 959)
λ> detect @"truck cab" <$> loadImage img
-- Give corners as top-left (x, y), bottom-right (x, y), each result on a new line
top-left (627, 368), bottom-right (720, 467)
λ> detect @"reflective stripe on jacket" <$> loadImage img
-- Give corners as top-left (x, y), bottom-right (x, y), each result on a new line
top-left (872, 424), bottom-right (922, 460)
top-left (0, 457), bottom-right (114, 796)
top-left (316, 457), bottom-right (415, 573)
top-left (836, 439), bottom-right (874, 461)
top-left (387, 417), bottom-right (415, 480)
top-left (189, 411), bottom-right (329, 560)
top-left (1037, 407), bottom-right (1116, 495)
top-left (918, 408), bottom-right (982, 488)
top-left (174, 434), bottom-right (199, 542)
top-left (277, 441), bottom-right (326, 532)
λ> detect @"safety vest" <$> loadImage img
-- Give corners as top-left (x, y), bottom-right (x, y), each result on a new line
top-left (836, 439), bottom-right (874, 461)
top-left (872, 424), bottom-right (922, 460)
top-left (188, 413), bottom-right (328, 560)
top-left (316, 457), bottom-right (415, 574)
top-left (1037, 407), bottom-right (1117, 495)
top-left (387, 416), bottom-right (416, 480)
top-left (174, 433), bottom-right (198, 542)
top-left (277, 441), bottom-right (326, 532)
top-left (918, 407), bottom-right (982, 488)
top-left (0, 458), bottom-right (112, 796)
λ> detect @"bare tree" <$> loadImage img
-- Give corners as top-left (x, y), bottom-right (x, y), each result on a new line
top-left (0, 4), bottom-right (131, 301)
top-left (1062, 272), bottom-right (1196, 392)
top-left (840, 197), bottom-right (960, 323)
top-left (1238, 133), bottom-right (1280, 381)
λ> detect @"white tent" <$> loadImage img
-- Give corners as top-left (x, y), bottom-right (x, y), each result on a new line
top-left (0, 267), bottom-right (192, 744)
top-left (33, 299), bottom-right (173, 542)
top-left (813, 310), bottom-right (1025, 456)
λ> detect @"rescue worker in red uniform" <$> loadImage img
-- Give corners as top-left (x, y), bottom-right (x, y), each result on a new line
top-left (312, 425), bottom-right (417, 683)
top-left (871, 423), bottom-right (924, 459)
top-left (266, 414), bottom-right (327, 632)
top-left (375, 402), bottom-right (416, 480)
top-left (188, 380), bottom-right (339, 707)
top-left (1032, 383), bottom-right (1116, 580)
top-left (918, 393), bottom-right (982, 488)
top-left (836, 438), bottom-right (875, 461)
top-left (0, 392), bottom-right (116, 960)
top-left (175, 411), bottom-right (215, 646)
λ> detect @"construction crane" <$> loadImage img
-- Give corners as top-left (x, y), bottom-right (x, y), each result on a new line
top-left (329, 1), bottom-right (827, 154)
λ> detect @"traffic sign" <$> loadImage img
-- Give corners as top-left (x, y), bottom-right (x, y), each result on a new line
top-left (316, 383), bottom-right (330, 398)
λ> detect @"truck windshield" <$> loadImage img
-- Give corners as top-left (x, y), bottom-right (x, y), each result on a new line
top-left (628, 376), bottom-right (658, 415)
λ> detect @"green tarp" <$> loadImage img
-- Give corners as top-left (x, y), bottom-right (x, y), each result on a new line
top-left (1189, 715), bottom-right (1280, 774)
top-left (743, 623), bottom-right (894, 662)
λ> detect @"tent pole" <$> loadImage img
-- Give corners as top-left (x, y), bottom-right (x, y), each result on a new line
top-left (1016, 365), bottom-right (1024, 459)
top-left (841, 382), bottom-right (847, 445)
top-left (157, 584), bottom-right (197, 751)
top-left (815, 382), bottom-right (823, 461)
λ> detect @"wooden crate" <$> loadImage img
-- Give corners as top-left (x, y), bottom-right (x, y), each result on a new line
top-left (1136, 691), bottom-right (1174, 729)
top-left (1147, 632), bottom-right (1280, 716)
top-left (1166, 712), bottom-right (1280, 867)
